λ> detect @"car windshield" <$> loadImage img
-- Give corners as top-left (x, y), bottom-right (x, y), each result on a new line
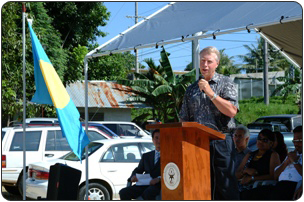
top-left (60, 142), bottom-right (103, 161)
top-left (255, 117), bottom-right (292, 131)
top-left (247, 123), bottom-right (272, 130)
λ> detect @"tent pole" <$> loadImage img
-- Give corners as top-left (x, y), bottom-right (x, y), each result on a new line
top-left (192, 32), bottom-right (202, 80)
top-left (84, 57), bottom-right (89, 200)
top-left (22, 3), bottom-right (27, 200)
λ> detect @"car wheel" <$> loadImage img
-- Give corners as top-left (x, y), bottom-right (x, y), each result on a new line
top-left (78, 183), bottom-right (110, 200)
top-left (4, 185), bottom-right (21, 195)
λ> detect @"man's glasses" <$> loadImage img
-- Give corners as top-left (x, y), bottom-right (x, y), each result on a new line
top-left (292, 139), bottom-right (303, 143)
top-left (257, 136), bottom-right (269, 143)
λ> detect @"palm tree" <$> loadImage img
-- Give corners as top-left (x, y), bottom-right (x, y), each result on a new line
top-left (238, 37), bottom-right (291, 73)
top-left (117, 47), bottom-right (196, 123)
top-left (216, 49), bottom-right (241, 76)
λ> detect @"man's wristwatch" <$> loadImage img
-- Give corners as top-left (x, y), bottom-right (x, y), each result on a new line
top-left (210, 93), bottom-right (217, 101)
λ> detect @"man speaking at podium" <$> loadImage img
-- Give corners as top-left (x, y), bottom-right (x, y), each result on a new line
top-left (179, 46), bottom-right (239, 200)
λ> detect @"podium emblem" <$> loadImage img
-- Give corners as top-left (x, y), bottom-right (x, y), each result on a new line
top-left (163, 162), bottom-right (180, 190)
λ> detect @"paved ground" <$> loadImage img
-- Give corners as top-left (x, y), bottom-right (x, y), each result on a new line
top-left (2, 186), bottom-right (23, 200)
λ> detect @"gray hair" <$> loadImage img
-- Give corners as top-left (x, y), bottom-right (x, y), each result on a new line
top-left (235, 125), bottom-right (250, 138)
top-left (200, 46), bottom-right (221, 63)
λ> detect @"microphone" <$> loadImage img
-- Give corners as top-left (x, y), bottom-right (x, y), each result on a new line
top-left (198, 76), bottom-right (204, 93)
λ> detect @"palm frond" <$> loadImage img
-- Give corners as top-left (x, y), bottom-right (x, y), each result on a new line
top-left (152, 85), bottom-right (172, 97)
top-left (159, 47), bottom-right (175, 85)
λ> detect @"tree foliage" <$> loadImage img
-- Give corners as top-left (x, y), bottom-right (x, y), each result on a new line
top-left (2, 2), bottom-right (22, 126)
top-left (44, 2), bottom-right (110, 50)
top-left (2, 2), bottom-right (67, 126)
top-left (87, 51), bottom-right (136, 81)
top-left (1, 2), bottom-right (133, 127)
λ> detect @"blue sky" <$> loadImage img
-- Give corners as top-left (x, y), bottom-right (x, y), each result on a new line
top-left (97, 2), bottom-right (261, 71)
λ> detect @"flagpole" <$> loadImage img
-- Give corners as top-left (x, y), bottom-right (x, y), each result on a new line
top-left (84, 57), bottom-right (89, 200)
top-left (22, 2), bottom-right (27, 200)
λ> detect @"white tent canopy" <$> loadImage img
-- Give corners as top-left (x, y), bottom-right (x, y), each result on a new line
top-left (86, 2), bottom-right (302, 67)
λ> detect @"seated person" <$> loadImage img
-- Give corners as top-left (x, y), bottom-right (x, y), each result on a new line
top-left (232, 125), bottom-right (251, 171)
top-left (235, 129), bottom-right (280, 200)
top-left (119, 129), bottom-right (161, 200)
top-left (273, 131), bottom-right (288, 163)
top-left (232, 125), bottom-right (251, 199)
top-left (268, 126), bottom-right (302, 200)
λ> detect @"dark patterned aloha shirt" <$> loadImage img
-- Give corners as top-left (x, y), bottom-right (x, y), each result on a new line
top-left (179, 73), bottom-right (239, 133)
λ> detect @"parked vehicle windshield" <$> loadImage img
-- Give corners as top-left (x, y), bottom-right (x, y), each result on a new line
top-left (247, 123), bottom-right (272, 130)
top-left (60, 142), bottom-right (103, 161)
top-left (255, 117), bottom-right (293, 131)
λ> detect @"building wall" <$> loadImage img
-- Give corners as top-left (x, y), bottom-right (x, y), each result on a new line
top-left (234, 78), bottom-right (281, 100)
top-left (103, 108), bottom-right (132, 121)
top-left (78, 107), bottom-right (131, 121)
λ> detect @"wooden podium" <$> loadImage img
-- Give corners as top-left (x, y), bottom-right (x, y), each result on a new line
top-left (146, 122), bottom-right (225, 200)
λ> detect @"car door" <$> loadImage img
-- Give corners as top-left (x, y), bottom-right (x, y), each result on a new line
top-left (42, 130), bottom-right (71, 160)
top-left (98, 143), bottom-right (142, 192)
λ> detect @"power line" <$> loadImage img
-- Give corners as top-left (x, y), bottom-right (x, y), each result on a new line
top-left (138, 41), bottom-right (191, 57)
top-left (103, 2), bottom-right (126, 32)
top-left (202, 38), bottom-right (257, 43)
top-left (139, 54), bottom-right (192, 63)
top-left (138, 3), bottom-right (169, 15)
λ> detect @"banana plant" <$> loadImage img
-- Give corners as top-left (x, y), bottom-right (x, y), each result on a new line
top-left (117, 47), bottom-right (196, 123)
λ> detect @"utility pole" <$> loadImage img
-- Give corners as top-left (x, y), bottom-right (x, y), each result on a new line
top-left (263, 38), bottom-right (269, 105)
top-left (255, 59), bottom-right (258, 73)
top-left (126, 3), bottom-right (146, 76)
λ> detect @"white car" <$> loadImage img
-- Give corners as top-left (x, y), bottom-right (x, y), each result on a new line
top-left (26, 139), bottom-right (154, 200)
top-left (90, 121), bottom-right (151, 139)
top-left (2, 125), bottom-right (112, 196)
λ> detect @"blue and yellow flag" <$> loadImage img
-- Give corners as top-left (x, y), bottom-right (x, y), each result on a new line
top-left (28, 22), bottom-right (90, 161)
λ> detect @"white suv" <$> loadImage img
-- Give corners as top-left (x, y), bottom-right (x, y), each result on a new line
top-left (1, 125), bottom-right (111, 195)
top-left (90, 121), bottom-right (151, 139)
